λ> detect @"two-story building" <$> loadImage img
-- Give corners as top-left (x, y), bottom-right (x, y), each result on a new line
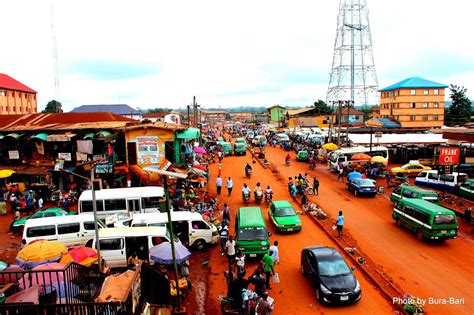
top-left (0, 73), bottom-right (38, 115)
top-left (267, 105), bottom-right (287, 126)
top-left (379, 77), bottom-right (448, 128)
top-left (332, 107), bottom-right (365, 125)
top-left (200, 110), bottom-right (228, 125)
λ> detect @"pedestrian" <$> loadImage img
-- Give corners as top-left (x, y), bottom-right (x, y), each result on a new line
top-left (217, 162), bottom-right (222, 177)
top-left (250, 270), bottom-right (266, 297)
top-left (235, 251), bottom-right (246, 275)
top-left (336, 210), bottom-right (344, 237)
top-left (301, 193), bottom-right (308, 208)
top-left (337, 166), bottom-right (344, 182)
top-left (262, 251), bottom-right (275, 289)
top-left (226, 235), bottom-right (236, 270)
top-left (37, 196), bottom-right (44, 210)
top-left (222, 203), bottom-right (230, 224)
top-left (216, 175), bottom-right (223, 195)
top-left (313, 177), bottom-right (320, 196)
top-left (256, 292), bottom-right (275, 314)
top-left (226, 177), bottom-right (233, 196)
top-left (219, 222), bottom-right (229, 255)
top-left (269, 241), bottom-right (279, 265)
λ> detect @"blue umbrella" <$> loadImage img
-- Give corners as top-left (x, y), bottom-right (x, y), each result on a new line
top-left (150, 242), bottom-right (191, 265)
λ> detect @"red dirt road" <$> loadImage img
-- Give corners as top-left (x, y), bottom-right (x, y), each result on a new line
top-left (206, 151), bottom-right (394, 314)
top-left (261, 146), bottom-right (474, 314)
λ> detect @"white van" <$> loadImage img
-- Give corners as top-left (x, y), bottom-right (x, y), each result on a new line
top-left (275, 133), bottom-right (289, 143)
top-left (92, 226), bottom-right (178, 269)
top-left (23, 214), bottom-right (105, 247)
top-left (119, 212), bottom-right (219, 250)
top-left (415, 170), bottom-right (469, 193)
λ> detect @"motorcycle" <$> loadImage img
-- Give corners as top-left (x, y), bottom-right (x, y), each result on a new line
top-left (243, 192), bottom-right (251, 206)
top-left (245, 168), bottom-right (252, 179)
top-left (285, 158), bottom-right (290, 166)
top-left (218, 291), bottom-right (258, 315)
top-left (309, 161), bottom-right (316, 170)
top-left (255, 191), bottom-right (263, 205)
top-left (264, 192), bottom-right (273, 206)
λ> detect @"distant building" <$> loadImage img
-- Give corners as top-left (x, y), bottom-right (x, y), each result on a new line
top-left (267, 106), bottom-right (286, 126)
top-left (230, 112), bottom-right (253, 122)
top-left (71, 104), bottom-right (141, 120)
top-left (0, 73), bottom-right (38, 115)
top-left (287, 108), bottom-right (328, 128)
top-left (200, 110), bottom-right (227, 125)
top-left (142, 112), bottom-right (181, 124)
top-left (370, 105), bottom-right (380, 118)
top-left (379, 77), bottom-right (447, 128)
top-left (332, 107), bottom-right (365, 125)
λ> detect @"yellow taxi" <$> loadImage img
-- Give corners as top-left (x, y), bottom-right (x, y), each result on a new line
top-left (390, 160), bottom-right (431, 176)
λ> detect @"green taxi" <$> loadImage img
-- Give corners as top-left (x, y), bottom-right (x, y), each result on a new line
top-left (218, 141), bottom-right (233, 155)
top-left (12, 207), bottom-right (77, 232)
top-left (296, 150), bottom-right (309, 162)
top-left (269, 200), bottom-right (302, 232)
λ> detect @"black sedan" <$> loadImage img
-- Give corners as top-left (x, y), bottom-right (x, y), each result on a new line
top-left (301, 246), bottom-right (361, 304)
top-left (346, 178), bottom-right (377, 197)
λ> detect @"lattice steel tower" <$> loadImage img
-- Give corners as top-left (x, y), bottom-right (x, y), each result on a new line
top-left (327, 0), bottom-right (378, 106)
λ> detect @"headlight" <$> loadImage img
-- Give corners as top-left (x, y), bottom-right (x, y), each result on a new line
top-left (354, 280), bottom-right (361, 293)
top-left (296, 223), bottom-right (302, 226)
top-left (320, 284), bottom-right (332, 294)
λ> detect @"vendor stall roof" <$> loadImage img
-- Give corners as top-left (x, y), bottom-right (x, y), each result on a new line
top-left (177, 127), bottom-right (201, 139)
top-left (348, 133), bottom-right (447, 145)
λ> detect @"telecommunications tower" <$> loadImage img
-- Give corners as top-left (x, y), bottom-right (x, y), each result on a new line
top-left (326, 0), bottom-right (378, 106)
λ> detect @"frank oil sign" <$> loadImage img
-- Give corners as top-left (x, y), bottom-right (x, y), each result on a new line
top-left (439, 147), bottom-right (460, 165)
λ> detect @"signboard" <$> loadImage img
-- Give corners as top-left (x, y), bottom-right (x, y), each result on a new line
top-left (58, 152), bottom-right (72, 161)
top-left (439, 147), bottom-right (460, 165)
top-left (374, 132), bottom-right (382, 138)
top-left (8, 150), bottom-right (19, 159)
top-left (54, 159), bottom-right (64, 171)
top-left (137, 136), bottom-right (159, 165)
top-left (95, 164), bottom-right (113, 173)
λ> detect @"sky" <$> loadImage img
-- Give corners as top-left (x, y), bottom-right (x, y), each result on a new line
top-left (1, 0), bottom-right (473, 112)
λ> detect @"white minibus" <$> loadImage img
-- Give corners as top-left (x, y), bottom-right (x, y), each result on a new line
top-left (415, 170), bottom-right (469, 193)
top-left (23, 214), bottom-right (105, 247)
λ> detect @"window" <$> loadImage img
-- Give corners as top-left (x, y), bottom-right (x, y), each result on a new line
top-left (422, 115), bottom-right (428, 121)
top-left (11, 91), bottom-right (15, 97)
top-left (80, 200), bottom-right (104, 212)
top-left (402, 190), bottom-right (413, 198)
top-left (434, 102), bottom-right (439, 108)
top-left (192, 221), bottom-right (210, 230)
top-left (410, 115), bottom-right (416, 121)
top-left (58, 223), bottom-right (80, 234)
top-left (404, 206), bottom-right (415, 217)
top-left (439, 174), bottom-right (454, 182)
top-left (434, 115), bottom-right (439, 121)
top-left (410, 89), bottom-right (416, 95)
top-left (428, 173), bottom-right (439, 180)
top-left (393, 187), bottom-right (402, 195)
top-left (422, 102), bottom-right (428, 108)
top-left (100, 238), bottom-right (124, 250)
top-left (411, 102), bottom-right (416, 108)
top-left (434, 214), bottom-right (455, 225)
top-left (434, 89), bottom-right (439, 95)
top-left (152, 236), bottom-right (169, 246)
top-left (413, 210), bottom-right (430, 224)
top-left (44, 212), bottom-right (56, 217)
top-left (142, 197), bottom-right (162, 209)
top-left (104, 199), bottom-right (127, 211)
top-left (26, 225), bottom-right (56, 237)
top-left (84, 222), bottom-right (96, 230)
top-left (354, 115), bottom-right (359, 120)
top-left (0, 91), bottom-right (5, 96)
top-left (423, 90), bottom-right (429, 95)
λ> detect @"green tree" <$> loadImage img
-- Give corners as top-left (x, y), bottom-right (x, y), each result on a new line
top-left (313, 100), bottom-right (332, 115)
top-left (42, 100), bottom-right (63, 113)
top-left (359, 105), bottom-right (372, 120)
top-left (147, 107), bottom-right (172, 113)
top-left (445, 84), bottom-right (472, 126)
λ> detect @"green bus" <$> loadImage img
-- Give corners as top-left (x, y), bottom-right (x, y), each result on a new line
top-left (235, 207), bottom-right (270, 257)
top-left (392, 199), bottom-right (458, 242)
top-left (218, 141), bottom-right (233, 155)
top-left (233, 142), bottom-right (247, 156)
top-left (390, 185), bottom-right (439, 205)
top-left (459, 179), bottom-right (474, 201)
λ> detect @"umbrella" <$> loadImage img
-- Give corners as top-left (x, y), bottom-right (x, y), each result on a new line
top-left (0, 169), bottom-right (15, 179)
top-left (351, 153), bottom-right (372, 161)
top-left (322, 143), bottom-right (339, 151)
top-left (150, 242), bottom-right (191, 265)
top-left (59, 246), bottom-right (98, 267)
top-left (16, 240), bottom-right (67, 268)
top-left (194, 147), bottom-right (207, 154)
top-left (370, 155), bottom-right (388, 164)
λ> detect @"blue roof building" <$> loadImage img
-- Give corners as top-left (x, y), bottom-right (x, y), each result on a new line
top-left (70, 104), bottom-right (141, 120)
top-left (379, 77), bottom-right (448, 92)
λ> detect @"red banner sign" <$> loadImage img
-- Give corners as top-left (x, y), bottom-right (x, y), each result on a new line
top-left (439, 147), bottom-right (460, 165)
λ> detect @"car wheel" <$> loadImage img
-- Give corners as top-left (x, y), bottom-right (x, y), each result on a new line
top-left (194, 239), bottom-right (206, 251)
top-left (416, 230), bottom-right (425, 242)
top-left (354, 190), bottom-right (358, 196)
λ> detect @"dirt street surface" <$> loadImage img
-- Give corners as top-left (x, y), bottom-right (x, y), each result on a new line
top-left (205, 150), bottom-right (395, 314)
top-left (252, 145), bottom-right (473, 315)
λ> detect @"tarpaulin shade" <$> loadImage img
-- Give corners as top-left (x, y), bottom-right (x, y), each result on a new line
top-left (83, 133), bottom-right (95, 140)
top-left (46, 133), bottom-right (76, 142)
top-left (0, 169), bottom-right (15, 179)
top-left (30, 133), bottom-right (48, 141)
top-left (177, 127), bottom-right (201, 139)
top-left (16, 240), bottom-right (67, 268)
top-left (5, 133), bottom-right (24, 140)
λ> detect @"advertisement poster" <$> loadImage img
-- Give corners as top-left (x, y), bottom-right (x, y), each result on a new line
top-left (137, 136), bottom-right (159, 165)
top-left (439, 147), bottom-right (460, 165)
top-left (8, 150), bottom-right (19, 159)
top-left (58, 152), bottom-right (72, 161)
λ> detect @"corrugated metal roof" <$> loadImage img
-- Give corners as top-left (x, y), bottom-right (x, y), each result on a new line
top-left (348, 133), bottom-right (447, 145)
top-left (379, 77), bottom-right (448, 91)
top-left (332, 107), bottom-right (365, 115)
top-left (287, 107), bottom-right (314, 115)
top-left (0, 73), bottom-right (37, 93)
top-left (0, 113), bottom-right (135, 131)
top-left (122, 121), bottom-right (186, 131)
top-left (70, 104), bottom-right (141, 114)
top-left (375, 118), bottom-right (400, 129)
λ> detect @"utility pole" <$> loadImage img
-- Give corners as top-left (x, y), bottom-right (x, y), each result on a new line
top-left (337, 101), bottom-right (342, 146)
top-left (345, 100), bottom-right (351, 147)
top-left (187, 105), bottom-right (191, 126)
top-left (192, 96), bottom-right (200, 127)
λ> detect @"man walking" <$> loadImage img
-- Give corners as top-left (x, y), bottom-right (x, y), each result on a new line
top-left (269, 241), bottom-right (279, 265)
top-left (313, 176), bottom-right (320, 196)
top-left (219, 222), bottom-right (229, 255)
top-left (216, 175), bottom-right (223, 195)
top-left (222, 203), bottom-right (230, 225)
top-left (337, 165), bottom-right (344, 182)
top-left (336, 211), bottom-right (344, 237)
top-left (226, 235), bottom-right (236, 270)
top-left (226, 177), bottom-right (233, 196)
top-left (262, 251), bottom-right (275, 289)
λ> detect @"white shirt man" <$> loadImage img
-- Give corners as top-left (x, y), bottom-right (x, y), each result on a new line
top-left (38, 197), bottom-right (44, 210)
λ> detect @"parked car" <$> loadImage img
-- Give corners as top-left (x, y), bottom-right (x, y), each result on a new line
top-left (12, 207), bottom-right (76, 232)
top-left (268, 200), bottom-right (302, 232)
top-left (459, 179), bottom-right (474, 201)
top-left (454, 164), bottom-right (474, 177)
top-left (346, 177), bottom-right (377, 197)
top-left (301, 246), bottom-right (361, 304)
top-left (296, 150), bottom-right (309, 162)
top-left (390, 160), bottom-right (431, 177)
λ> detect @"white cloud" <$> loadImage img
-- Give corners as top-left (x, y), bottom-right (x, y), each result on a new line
top-left (0, 0), bottom-right (473, 112)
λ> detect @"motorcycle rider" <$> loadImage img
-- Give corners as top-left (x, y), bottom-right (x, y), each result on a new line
top-left (254, 182), bottom-right (263, 201)
top-left (309, 155), bottom-right (315, 169)
top-left (245, 163), bottom-right (253, 176)
top-left (264, 185), bottom-right (273, 202)
top-left (242, 183), bottom-right (251, 201)
top-left (285, 153), bottom-right (291, 165)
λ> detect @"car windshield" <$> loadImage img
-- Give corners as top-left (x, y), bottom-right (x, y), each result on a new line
top-left (358, 179), bottom-right (375, 187)
top-left (434, 214), bottom-right (456, 225)
top-left (30, 212), bottom-right (44, 219)
top-left (318, 256), bottom-right (352, 277)
top-left (238, 227), bottom-right (268, 241)
top-left (400, 164), bottom-right (409, 169)
top-left (275, 207), bottom-right (296, 217)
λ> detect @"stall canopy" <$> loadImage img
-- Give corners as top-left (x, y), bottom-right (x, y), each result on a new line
top-left (30, 133), bottom-right (49, 141)
top-left (83, 132), bottom-right (95, 140)
top-left (46, 133), bottom-right (76, 142)
top-left (177, 127), bottom-right (201, 140)
top-left (5, 133), bottom-right (24, 140)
